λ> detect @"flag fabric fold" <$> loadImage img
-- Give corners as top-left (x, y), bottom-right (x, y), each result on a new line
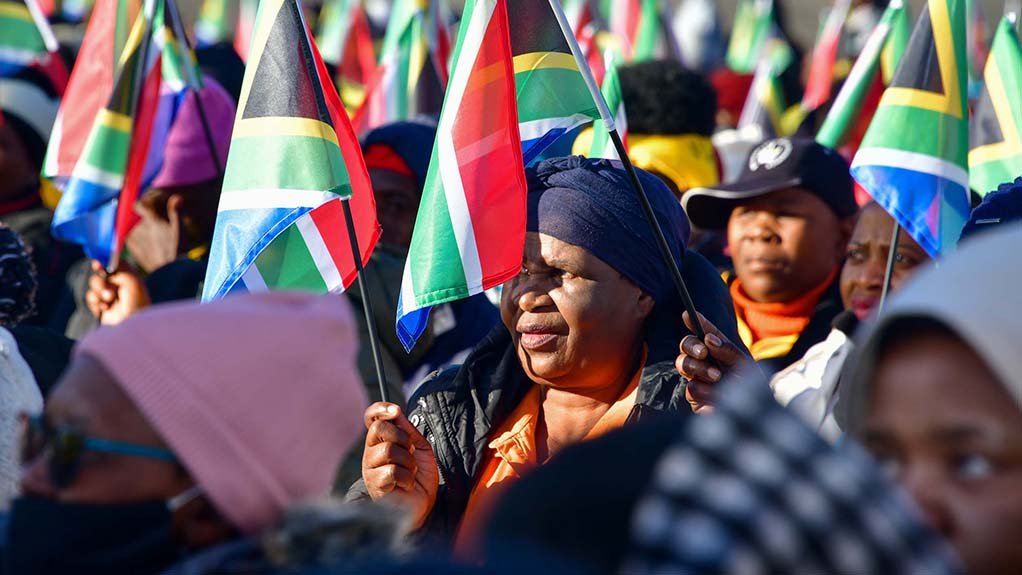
top-left (816, 0), bottom-right (905, 149)
top-left (510, 0), bottom-right (600, 165)
top-left (801, 0), bottom-right (851, 111)
top-left (43, 0), bottom-right (139, 188)
top-left (355, 0), bottom-right (447, 132)
top-left (202, 0), bottom-right (378, 299)
top-left (968, 14), bottom-right (1022, 196)
top-left (589, 47), bottom-right (626, 160)
top-left (395, 0), bottom-right (526, 351)
top-left (851, 0), bottom-right (970, 258)
top-left (726, 0), bottom-right (774, 73)
top-left (316, 0), bottom-right (376, 111)
top-left (51, 0), bottom-right (162, 266)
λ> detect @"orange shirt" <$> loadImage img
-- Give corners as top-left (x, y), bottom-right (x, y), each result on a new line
top-left (452, 361), bottom-right (644, 557)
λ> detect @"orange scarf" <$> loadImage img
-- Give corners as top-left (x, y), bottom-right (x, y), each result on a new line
top-left (730, 268), bottom-right (838, 348)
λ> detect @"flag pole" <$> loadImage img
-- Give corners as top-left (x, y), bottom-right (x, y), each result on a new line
top-left (341, 198), bottom-right (392, 404)
top-left (166, 0), bottom-right (225, 179)
top-left (547, 0), bottom-right (707, 340)
top-left (108, 0), bottom-right (157, 274)
top-left (295, 0), bottom-right (391, 403)
top-left (878, 222), bottom-right (900, 313)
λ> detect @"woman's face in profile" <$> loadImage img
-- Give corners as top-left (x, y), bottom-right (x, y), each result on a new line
top-left (501, 232), bottom-right (653, 391)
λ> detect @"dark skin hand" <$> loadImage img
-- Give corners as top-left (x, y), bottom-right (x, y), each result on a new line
top-left (361, 402), bottom-right (439, 531)
top-left (676, 311), bottom-right (753, 414)
top-left (86, 260), bottom-right (151, 325)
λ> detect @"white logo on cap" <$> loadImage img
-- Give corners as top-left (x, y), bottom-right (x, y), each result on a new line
top-left (749, 138), bottom-right (793, 172)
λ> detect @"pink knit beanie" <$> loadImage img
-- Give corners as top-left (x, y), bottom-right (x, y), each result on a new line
top-left (75, 292), bottom-right (366, 533)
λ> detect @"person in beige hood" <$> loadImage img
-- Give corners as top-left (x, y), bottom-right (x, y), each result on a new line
top-left (840, 224), bottom-right (1022, 575)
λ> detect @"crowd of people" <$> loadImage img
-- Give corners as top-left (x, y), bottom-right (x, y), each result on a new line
top-left (0, 0), bottom-right (1021, 573)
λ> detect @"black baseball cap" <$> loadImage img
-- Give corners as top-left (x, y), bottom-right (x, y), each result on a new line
top-left (682, 137), bottom-right (857, 229)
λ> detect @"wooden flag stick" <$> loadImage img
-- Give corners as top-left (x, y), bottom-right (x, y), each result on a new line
top-left (547, 0), bottom-right (707, 340)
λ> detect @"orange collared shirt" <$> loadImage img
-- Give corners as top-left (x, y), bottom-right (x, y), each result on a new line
top-left (452, 359), bottom-right (644, 557)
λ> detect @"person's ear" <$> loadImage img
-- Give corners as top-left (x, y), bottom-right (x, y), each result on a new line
top-left (635, 289), bottom-right (655, 321)
top-left (173, 496), bottom-right (237, 551)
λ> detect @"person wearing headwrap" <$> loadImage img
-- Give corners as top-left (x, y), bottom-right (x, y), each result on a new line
top-left (8, 293), bottom-right (367, 575)
top-left (70, 76), bottom-right (236, 338)
top-left (0, 68), bottom-right (81, 326)
top-left (839, 224), bottom-right (1022, 575)
top-left (348, 156), bottom-right (743, 555)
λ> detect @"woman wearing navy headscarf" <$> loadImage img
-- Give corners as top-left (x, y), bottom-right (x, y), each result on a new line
top-left (348, 156), bottom-right (743, 554)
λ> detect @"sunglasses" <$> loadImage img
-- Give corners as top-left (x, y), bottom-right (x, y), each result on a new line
top-left (20, 415), bottom-right (178, 488)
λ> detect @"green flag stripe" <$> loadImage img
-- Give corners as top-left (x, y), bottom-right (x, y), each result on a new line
top-left (875, 104), bottom-right (966, 163)
top-left (514, 68), bottom-right (599, 123)
top-left (253, 225), bottom-right (330, 292)
top-left (407, 152), bottom-right (470, 306)
top-left (222, 135), bottom-right (350, 193)
top-left (991, 27), bottom-right (1022, 133)
top-left (80, 126), bottom-right (132, 174)
top-left (0, 17), bottom-right (45, 50)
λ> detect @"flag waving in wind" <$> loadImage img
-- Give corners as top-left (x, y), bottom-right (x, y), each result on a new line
top-left (851, 0), bottom-right (970, 258)
top-left (395, 0), bottom-right (526, 350)
top-left (43, 0), bottom-right (140, 191)
top-left (51, 0), bottom-right (164, 267)
top-left (968, 14), bottom-right (1022, 196)
top-left (511, 0), bottom-right (599, 165)
top-left (202, 0), bottom-right (378, 299)
top-left (726, 0), bottom-right (774, 73)
top-left (816, 0), bottom-right (906, 149)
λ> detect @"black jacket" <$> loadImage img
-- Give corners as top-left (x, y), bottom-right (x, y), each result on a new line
top-left (755, 278), bottom-right (845, 376)
top-left (346, 326), bottom-right (691, 542)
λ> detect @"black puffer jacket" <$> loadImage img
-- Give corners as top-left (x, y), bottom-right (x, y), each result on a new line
top-left (347, 325), bottom-right (691, 542)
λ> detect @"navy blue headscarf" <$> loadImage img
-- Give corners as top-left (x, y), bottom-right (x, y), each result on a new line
top-left (525, 156), bottom-right (691, 363)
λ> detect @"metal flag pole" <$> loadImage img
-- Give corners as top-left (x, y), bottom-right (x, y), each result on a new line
top-left (166, 0), bottom-right (225, 179)
top-left (547, 0), bottom-right (707, 340)
top-left (878, 222), bottom-right (900, 313)
top-left (295, 0), bottom-right (391, 403)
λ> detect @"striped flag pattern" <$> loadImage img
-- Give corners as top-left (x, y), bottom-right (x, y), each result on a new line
top-left (851, 0), bottom-right (970, 258)
top-left (51, 0), bottom-right (163, 267)
top-left (801, 0), bottom-right (851, 111)
top-left (726, 0), bottom-right (774, 73)
top-left (607, 0), bottom-right (658, 62)
top-left (194, 0), bottom-right (232, 46)
top-left (395, 0), bottom-right (526, 350)
top-left (589, 48), bottom-right (627, 160)
top-left (202, 0), bottom-right (378, 299)
top-left (968, 14), bottom-right (1022, 196)
top-left (737, 36), bottom-right (792, 139)
top-left (0, 0), bottom-right (49, 74)
top-left (816, 0), bottom-right (906, 149)
top-left (511, 0), bottom-right (600, 165)
top-left (43, 0), bottom-right (139, 188)
top-left (355, 0), bottom-right (447, 132)
top-left (881, 0), bottom-right (911, 83)
top-left (316, 0), bottom-right (376, 111)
